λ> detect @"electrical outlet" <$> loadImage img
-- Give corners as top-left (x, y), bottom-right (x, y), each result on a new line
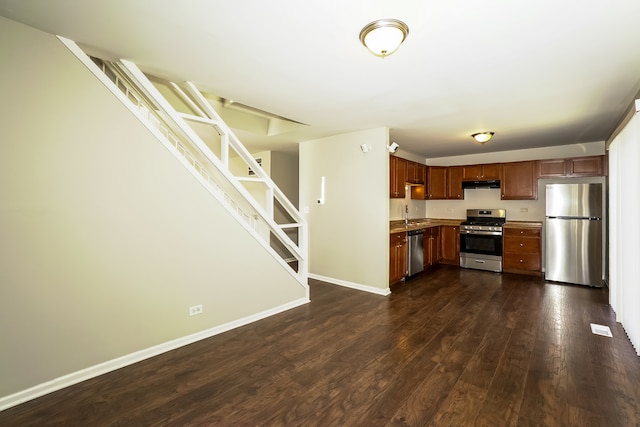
top-left (189, 304), bottom-right (203, 316)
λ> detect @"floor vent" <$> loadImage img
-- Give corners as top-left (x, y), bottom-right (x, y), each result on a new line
top-left (590, 323), bottom-right (613, 337)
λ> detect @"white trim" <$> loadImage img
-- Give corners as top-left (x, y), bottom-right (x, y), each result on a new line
top-left (309, 273), bottom-right (391, 296)
top-left (0, 297), bottom-right (309, 412)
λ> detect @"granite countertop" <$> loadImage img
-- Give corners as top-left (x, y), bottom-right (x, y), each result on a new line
top-left (503, 221), bottom-right (543, 229)
top-left (390, 218), bottom-right (542, 233)
top-left (390, 218), bottom-right (464, 234)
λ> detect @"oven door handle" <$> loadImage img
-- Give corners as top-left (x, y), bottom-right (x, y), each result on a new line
top-left (460, 230), bottom-right (502, 236)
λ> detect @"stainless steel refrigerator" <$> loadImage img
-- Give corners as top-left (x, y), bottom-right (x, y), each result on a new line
top-left (545, 183), bottom-right (603, 287)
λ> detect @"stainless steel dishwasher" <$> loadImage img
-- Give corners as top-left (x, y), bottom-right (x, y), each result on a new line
top-left (407, 229), bottom-right (424, 276)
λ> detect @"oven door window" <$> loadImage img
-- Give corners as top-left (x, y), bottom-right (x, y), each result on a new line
top-left (460, 234), bottom-right (502, 256)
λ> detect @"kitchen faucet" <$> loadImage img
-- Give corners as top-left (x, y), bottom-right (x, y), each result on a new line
top-left (405, 204), bottom-right (409, 225)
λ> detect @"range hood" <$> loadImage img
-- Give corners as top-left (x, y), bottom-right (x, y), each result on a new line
top-left (462, 180), bottom-right (501, 189)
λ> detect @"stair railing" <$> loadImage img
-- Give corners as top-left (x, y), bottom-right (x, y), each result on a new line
top-left (58, 37), bottom-right (307, 288)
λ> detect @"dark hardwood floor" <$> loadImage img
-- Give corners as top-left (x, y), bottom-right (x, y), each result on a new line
top-left (2, 265), bottom-right (639, 426)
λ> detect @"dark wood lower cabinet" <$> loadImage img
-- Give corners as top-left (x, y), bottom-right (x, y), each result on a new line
top-left (391, 225), bottom-right (457, 279)
top-left (503, 227), bottom-right (542, 276)
top-left (423, 227), bottom-right (440, 269)
top-left (389, 232), bottom-right (407, 284)
top-left (440, 225), bottom-right (460, 265)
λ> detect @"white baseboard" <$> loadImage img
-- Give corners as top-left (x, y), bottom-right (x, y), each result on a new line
top-left (0, 297), bottom-right (309, 412)
top-left (308, 273), bottom-right (391, 296)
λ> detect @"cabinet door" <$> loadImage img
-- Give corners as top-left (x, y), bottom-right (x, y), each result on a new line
top-left (426, 167), bottom-right (447, 199)
top-left (406, 161), bottom-right (416, 183)
top-left (462, 163), bottom-right (500, 180)
top-left (423, 228), bottom-right (440, 268)
top-left (447, 166), bottom-right (463, 199)
top-left (406, 161), bottom-right (425, 184)
top-left (440, 225), bottom-right (460, 265)
top-left (462, 165), bottom-right (482, 181)
top-left (480, 163), bottom-right (501, 180)
top-left (569, 156), bottom-right (605, 176)
top-left (416, 164), bottom-right (426, 183)
top-left (538, 159), bottom-right (567, 177)
top-left (390, 232), bottom-right (407, 284)
top-left (410, 163), bottom-right (426, 200)
top-left (501, 161), bottom-right (537, 200)
top-left (390, 156), bottom-right (407, 198)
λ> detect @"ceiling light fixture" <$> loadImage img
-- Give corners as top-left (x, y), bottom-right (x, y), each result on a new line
top-left (471, 132), bottom-right (495, 144)
top-left (359, 19), bottom-right (409, 57)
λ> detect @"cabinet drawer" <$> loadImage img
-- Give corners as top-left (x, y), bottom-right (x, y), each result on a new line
top-left (504, 237), bottom-right (540, 253)
top-left (503, 253), bottom-right (541, 271)
top-left (391, 232), bottom-right (406, 245)
top-left (504, 227), bottom-right (541, 238)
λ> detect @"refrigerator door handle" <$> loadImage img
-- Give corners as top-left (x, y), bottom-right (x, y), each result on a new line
top-left (546, 216), bottom-right (601, 220)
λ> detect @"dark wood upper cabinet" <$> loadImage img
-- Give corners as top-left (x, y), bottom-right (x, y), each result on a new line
top-left (426, 166), bottom-right (447, 199)
top-left (462, 163), bottom-right (501, 181)
top-left (447, 166), bottom-right (463, 199)
top-left (392, 155), bottom-right (606, 201)
top-left (406, 161), bottom-right (426, 184)
top-left (501, 161), bottom-right (538, 200)
top-left (538, 155), bottom-right (606, 178)
top-left (537, 158), bottom-right (567, 177)
top-left (390, 155), bottom-right (406, 198)
top-left (569, 156), bottom-right (607, 176)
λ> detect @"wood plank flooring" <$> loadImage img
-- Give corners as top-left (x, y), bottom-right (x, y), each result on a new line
top-left (2, 265), bottom-right (639, 426)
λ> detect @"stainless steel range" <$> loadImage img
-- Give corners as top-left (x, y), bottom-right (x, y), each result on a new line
top-left (460, 209), bottom-right (506, 272)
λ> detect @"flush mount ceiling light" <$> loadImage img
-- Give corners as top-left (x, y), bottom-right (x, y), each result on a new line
top-left (359, 19), bottom-right (409, 57)
top-left (471, 132), bottom-right (495, 144)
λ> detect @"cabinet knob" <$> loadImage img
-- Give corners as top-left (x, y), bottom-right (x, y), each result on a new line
top-left (519, 259), bottom-right (524, 263)
top-left (520, 243), bottom-right (524, 247)
top-left (520, 230), bottom-right (524, 234)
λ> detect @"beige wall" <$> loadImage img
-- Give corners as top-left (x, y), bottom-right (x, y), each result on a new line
top-left (270, 151), bottom-right (299, 208)
top-left (300, 128), bottom-right (389, 293)
top-left (0, 17), bottom-right (306, 400)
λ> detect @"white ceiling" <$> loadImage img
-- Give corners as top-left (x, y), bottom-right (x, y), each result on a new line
top-left (2, 0), bottom-right (640, 158)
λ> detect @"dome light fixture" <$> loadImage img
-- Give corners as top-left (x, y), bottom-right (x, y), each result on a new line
top-left (471, 132), bottom-right (495, 144)
top-left (359, 19), bottom-right (409, 57)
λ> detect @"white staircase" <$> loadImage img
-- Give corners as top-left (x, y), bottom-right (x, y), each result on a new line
top-left (58, 37), bottom-right (308, 290)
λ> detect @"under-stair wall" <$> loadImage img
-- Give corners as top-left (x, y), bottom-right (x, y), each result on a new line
top-left (0, 16), bottom-right (308, 408)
